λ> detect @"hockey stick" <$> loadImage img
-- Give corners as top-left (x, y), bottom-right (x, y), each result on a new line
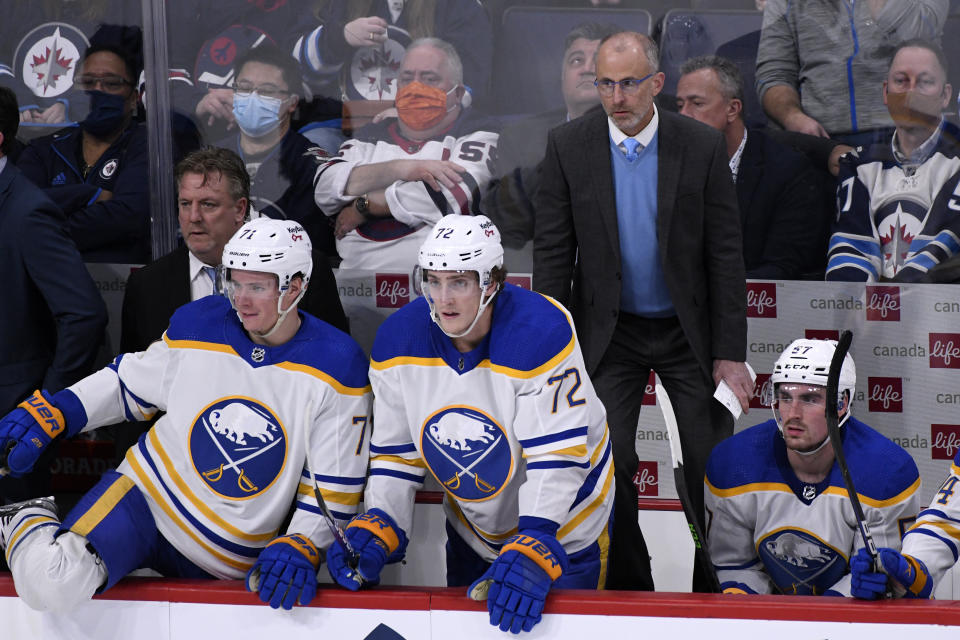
top-left (824, 330), bottom-right (898, 597)
top-left (655, 382), bottom-right (722, 593)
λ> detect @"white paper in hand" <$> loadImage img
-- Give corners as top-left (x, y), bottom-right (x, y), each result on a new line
top-left (713, 362), bottom-right (756, 421)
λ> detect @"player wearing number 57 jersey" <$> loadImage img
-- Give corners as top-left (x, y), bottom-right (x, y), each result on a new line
top-left (313, 37), bottom-right (498, 270)
top-left (0, 219), bottom-right (372, 612)
top-left (326, 215), bottom-right (613, 635)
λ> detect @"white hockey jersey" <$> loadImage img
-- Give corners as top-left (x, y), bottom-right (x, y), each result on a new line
top-left (65, 296), bottom-right (372, 579)
top-left (901, 450), bottom-right (960, 592)
top-left (313, 112), bottom-right (498, 269)
top-left (365, 284), bottom-right (613, 561)
top-left (705, 418), bottom-right (920, 595)
top-left (827, 122), bottom-right (960, 282)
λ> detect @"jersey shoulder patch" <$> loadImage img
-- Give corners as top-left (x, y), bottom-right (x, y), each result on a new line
top-left (488, 285), bottom-right (574, 374)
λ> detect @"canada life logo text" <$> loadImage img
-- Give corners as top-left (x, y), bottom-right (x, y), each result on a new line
top-left (866, 286), bottom-right (900, 321)
top-left (929, 333), bottom-right (960, 369)
top-left (375, 273), bottom-right (410, 308)
top-left (932, 425), bottom-right (960, 460)
top-left (868, 377), bottom-right (902, 412)
top-left (634, 461), bottom-right (658, 497)
top-left (749, 373), bottom-right (773, 409)
top-left (746, 283), bottom-right (776, 318)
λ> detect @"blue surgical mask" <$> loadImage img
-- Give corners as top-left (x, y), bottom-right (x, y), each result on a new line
top-left (80, 91), bottom-right (129, 137)
top-left (233, 92), bottom-right (284, 137)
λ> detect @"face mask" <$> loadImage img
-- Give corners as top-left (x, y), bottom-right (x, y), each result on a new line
top-left (80, 91), bottom-right (128, 137)
top-left (233, 92), bottom-right (284, 138)
top-left (395, 82), bottom-right (457, 131)
top-left (886, 89), bottom-right (943, 130)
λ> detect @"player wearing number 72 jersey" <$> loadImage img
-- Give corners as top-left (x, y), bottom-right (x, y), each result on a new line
top-left (326, 215), bottom-right (614, 634)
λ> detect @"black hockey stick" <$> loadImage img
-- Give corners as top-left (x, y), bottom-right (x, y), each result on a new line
top-left (824, 330), bottom-right (897, 597)
top-left (655, 382), bottom-right (722, 593)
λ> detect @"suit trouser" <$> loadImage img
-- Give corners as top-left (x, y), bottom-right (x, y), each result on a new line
top-left (591, 313), bottom-right (733, 592)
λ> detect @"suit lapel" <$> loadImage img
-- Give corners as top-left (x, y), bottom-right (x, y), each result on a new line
top-left (735, 130), bottom-right (762, 227)
top-left (656, 112), bottom-right (683, 250)
top-left (0, 164), bottom-right (17, 212)
top-left (584, 111), bottom-right (621, 263)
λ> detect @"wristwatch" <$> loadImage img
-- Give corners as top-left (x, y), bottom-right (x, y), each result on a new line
top-left (354, 195), bottom-right (371, 220)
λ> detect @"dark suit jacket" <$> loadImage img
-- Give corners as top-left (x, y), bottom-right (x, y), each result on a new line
top-left (0, 163), bottom-right (107, 413)
top-left (737, 128), bottom-right (826, 280)
top-left (534, 107), bottom-right (747, 377)
top-left (121, 245), bottom-right (350, 354)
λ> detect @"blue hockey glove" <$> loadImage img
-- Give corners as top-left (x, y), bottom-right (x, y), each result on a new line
top-left (468, 532), bottom-right (568, 634)
top-left (246, 534), bottom-right (320, 609)
top-left (327, 508), bottom-right (408, 591)
top-left (0, 390), bottom-right (69, 477)
top-left (850, 547), bottom-right (933, 599)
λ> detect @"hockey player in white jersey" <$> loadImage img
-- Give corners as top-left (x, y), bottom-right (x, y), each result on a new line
top-left (325, 215), bottom-right (614, 634)
top-left (0, 218), bottom-right (372, 611)
top-left (851, 451), bottom-right (960, 599)
top-left (705, 339), bottom-right (920, 596)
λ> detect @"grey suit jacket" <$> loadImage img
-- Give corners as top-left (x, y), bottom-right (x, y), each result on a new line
top-left (534, 106), bottom-right (747, 377)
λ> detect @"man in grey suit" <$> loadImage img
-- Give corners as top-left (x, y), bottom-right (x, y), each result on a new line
top-left (534, 32), bottom-right (752, 592)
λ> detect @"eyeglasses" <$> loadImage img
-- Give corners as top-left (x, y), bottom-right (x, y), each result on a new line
top-left (594, 73), bottom-right (654, 96)
top-left (231, 82), bottom-right (291, 100)
top-left (73, 75), bottom-right (132, 93)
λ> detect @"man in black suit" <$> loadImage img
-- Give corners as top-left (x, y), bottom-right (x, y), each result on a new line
top-left (121, 147), bottom-right (348, 356)
top-left (534, 32), bottom-right (752, 592)
top-left (0, 86), bottom-right (107, 503)
top-left (676, 55), bottom-right (826, 279)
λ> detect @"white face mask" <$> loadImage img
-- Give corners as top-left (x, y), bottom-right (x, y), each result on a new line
top-left (233, 92), bottom-right (284, 138)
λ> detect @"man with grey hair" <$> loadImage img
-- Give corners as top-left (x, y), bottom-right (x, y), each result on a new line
top-left (314, 37), bottom-right (499, 270)
top-left (535, 31), bottom-right (751, 592)
top-left (677, 55), bottom-right (825, 279)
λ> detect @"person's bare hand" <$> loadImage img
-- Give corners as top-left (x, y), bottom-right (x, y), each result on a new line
top-left (35, 102), bottom-right (67, 124)
top-left (372, 106), bottom-right (397, 124)
top-left (344, 16), bottom-right (389, 48)
top-left (96, 189), bottom-right (114, 202)
top-left (783, 111), bottom-right (829, 138)
top-left (195, 88), bottom-right (235, 128)
top-left (396, 159), bottom-right (466, 191)
top-left (335, 204), bottom-right (366, 240)
top-left (828, 144), bottom-right (855, 176)
top-left (19, 109), bottom-right (38, 123)
top-left (713, 359), bottom-right (754, 413)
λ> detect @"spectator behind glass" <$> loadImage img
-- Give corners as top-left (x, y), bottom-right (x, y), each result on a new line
top-left (757, 0), bottom-right (947, 147)
top-left (17, 24), bottom-right (151, 264)
top-left (314, 37), bottom-right (498, 271)
top-left (483, 21), bottom-right (619, 255)
top-left (827, 39), bottom-right (960, 283)
top-left (297, 0), bottom-right (492, 104)
top-left (0, 0), bottom-right (139, 137)
top-left (676, 55), bottom-right (825, 280)
top-left (216, 44), bottom-right (337, 257)
top-left (0, 84), bottom-right (107, 508)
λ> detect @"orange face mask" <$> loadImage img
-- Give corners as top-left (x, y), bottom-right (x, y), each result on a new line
top-left (395, 81), bottom-right (457, 131)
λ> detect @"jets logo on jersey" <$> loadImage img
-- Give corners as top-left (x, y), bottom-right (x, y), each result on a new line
top-left (345, 25), bottom-right (407, 100)
top-left (758, 529), bottom-right (845, 595)
top-left (874, 199), bottom-right (928, 270)
top-left (420, 406), bottom-right (512, 502)
top-left (189, 397), bottom-right (288, 500)
top-left (15, 24), bottom-right (88, 98)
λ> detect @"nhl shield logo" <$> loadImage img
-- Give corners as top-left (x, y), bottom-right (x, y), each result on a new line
top-left (189, 397), bottom-right (287, 499)
top-left (15, 24), bottom-right (88, 98)
top-left (420, 406), bottom-right (512, 502)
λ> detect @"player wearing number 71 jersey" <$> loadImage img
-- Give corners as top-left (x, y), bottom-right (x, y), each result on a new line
top-left (0, 219), bottom-right (372, 612)
top-left (326, 215), bottom-right (614, 634)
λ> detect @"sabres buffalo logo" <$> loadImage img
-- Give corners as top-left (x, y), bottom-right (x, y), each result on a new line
top-left (420, 406), bottom-right (512, 502)
top-left (189, 397), bottom-right (287, 500)
top-left (758, 529), bottom-right (844, 595)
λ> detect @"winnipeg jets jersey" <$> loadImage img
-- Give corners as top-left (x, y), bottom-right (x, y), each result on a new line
top-left (66, 296), bottom-right (372, 580)
top-left (365, 284), bottom-right (613, 561)
top-left (827, 122), bottom-right (960, 282)
top-left (705, 418), bottom-right (920, 595)
top-left (901, 449), bottom-right (960, 591)
top-left (313, 113), bottom-right (498, 270)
